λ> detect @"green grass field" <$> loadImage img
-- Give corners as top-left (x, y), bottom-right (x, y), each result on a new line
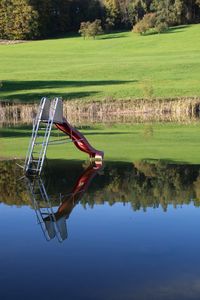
top-left (1, 123), bottom-right (200, 164)
top-left (0, 24), bottom-right (200, 102)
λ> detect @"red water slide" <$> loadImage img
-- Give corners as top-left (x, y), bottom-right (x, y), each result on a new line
top-left (55, 117), bottom-right (104, 160)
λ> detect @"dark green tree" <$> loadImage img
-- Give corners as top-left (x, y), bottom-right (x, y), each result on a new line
top-left (29, 0), bottom-right (71, 37)
top-left (151, 0), bottom-right (183, 26)
top-left (0, 0), bottom-right (39, 39)
top-left (182, 0), bottom-right (200, 23)
top-left (103, 0), bottom-right (121, 30)
top-left (70, 0), bottom-right (103, 31)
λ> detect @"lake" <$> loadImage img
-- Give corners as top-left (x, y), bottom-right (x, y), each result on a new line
top-left (1, 160), bottom-right (200, 299)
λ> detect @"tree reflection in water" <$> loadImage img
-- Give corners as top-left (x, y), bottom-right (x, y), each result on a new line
top-left (1, 159), bottom-right (200, 240)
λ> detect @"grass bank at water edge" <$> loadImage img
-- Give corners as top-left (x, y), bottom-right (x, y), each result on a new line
top-left (1, 123), bottom-right (200, 164)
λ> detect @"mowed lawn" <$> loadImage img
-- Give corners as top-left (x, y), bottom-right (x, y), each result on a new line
top-left (0, 24), bottom-right (200, 102)
top-left (1, 123), bottom-right (200, 164)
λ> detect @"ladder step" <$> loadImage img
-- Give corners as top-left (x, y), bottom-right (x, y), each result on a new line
top-left (35, 142), bottom-right (45, 145)
top-left (48, 141), bottom-right (71, 145)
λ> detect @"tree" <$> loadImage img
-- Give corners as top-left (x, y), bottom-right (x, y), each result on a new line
top-left (156, 21), bottom-right (168, 33)
top-left (79, 19), bottom-right (103, 39)
top-left (132, 12), bottom-right (156, 34)
top-left (103, 0), bottom-right (121, 30)
top-left (89, 19), bottom-right (103, 38)
top-left (79, 21), bottom-right (91, 39)
top-left (151, 0), bottom-right (183, 26)
top-left (114, 0), bottom-right (150, 28)
top-left (0, 0), bottom-right (39, 40)
top-left (70, 0), bottom-right (103, 31)
top-left (131, 0), bottom-right (151, 23)
top-left (30, 0), bottom-right (71, 37)
top-left (182, 0), bottom-right (200, 23)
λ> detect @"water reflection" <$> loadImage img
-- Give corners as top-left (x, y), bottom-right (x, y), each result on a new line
top-left (1, 159), bottom-right (200, 242)
top-left (1, 159), bottom-right (200, 208)
top-left (25, 163), bottom-right (102, 242)
top-left (1, 160), bottom-right (200, 299)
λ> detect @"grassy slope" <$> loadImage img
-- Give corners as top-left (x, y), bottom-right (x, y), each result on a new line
top-left (1, 123), bottom-right (200, 164)
top-left (0, 25), bottom-right (200, 102)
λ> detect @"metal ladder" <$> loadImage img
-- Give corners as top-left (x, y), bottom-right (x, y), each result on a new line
top-left (24, 98), bottom-right (59, 176)
top-left (26, 177), bottom-right (64, 242)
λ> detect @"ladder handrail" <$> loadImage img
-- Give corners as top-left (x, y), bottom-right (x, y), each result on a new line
top-left (25, 178), bottom-right (52, 241)
top-left (38, 177), bottom-right (63, 242)
top-left (37, 98), bottom-right (59, 175)
top-left (27, 177), bottom-right (64, 242)
top-left (24, 97), bottom-right (48, 173)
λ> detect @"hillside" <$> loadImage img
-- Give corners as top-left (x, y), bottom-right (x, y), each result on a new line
top-left (0, 24), bottom-right (200, 103)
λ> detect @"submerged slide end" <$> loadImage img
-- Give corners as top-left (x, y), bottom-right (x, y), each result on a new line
top-left (91, 151), bottom-right (104, 161)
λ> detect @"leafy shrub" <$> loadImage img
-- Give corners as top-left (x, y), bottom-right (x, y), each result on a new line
top-left (156, 22), bottom-right (168, 33)
top-left (133, 13), bottom-right (169, 35)
top-left (79, 21), bottom-right (90, 39)
top-left (133, 13), bottom-right (156, 35)
top-left (79, 19), bottom-right (103, 39)
top-left (133, 21), bottom-right (148, 35)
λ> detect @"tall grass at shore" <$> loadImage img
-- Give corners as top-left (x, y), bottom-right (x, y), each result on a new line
top-left (1, 97), bottom-right (200, 126)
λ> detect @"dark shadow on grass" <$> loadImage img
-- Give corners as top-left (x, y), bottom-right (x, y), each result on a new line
top-left (162, 24), bottom-right (191, 35)
top-left (99, 32), bottom-right (128, 40)
top-left (82, 131), bottom-right (135, 136)
top-left (0, 79), bottom-right (135, 103)
top-left (161, 25), bottom-right (189, 34)
top-left (0, 128), bottom-right (31, 138)
top-left (1, 91), bottom-right (99, 103)
top-left (0, 126), bottom-right (135, 138)
top-left (167, 24), bottom-right (191, 32)
top-left (1, 80), bottom-right (134, 92)
top-left (141, 24), bottom-right (190, 36)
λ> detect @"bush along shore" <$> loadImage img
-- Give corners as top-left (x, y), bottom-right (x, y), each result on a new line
top-left (1, 97), bottom-right (200, 126)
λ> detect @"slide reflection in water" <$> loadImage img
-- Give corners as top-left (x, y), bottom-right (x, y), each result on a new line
top-left (25, 161), bottom-right (103, 243)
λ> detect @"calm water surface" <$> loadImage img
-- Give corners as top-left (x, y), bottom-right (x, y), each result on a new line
top-left (1, 160), bottom-right (200, 300)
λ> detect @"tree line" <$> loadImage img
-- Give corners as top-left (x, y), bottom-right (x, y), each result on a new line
top-left (0, 0), bottom-right (200, 39)
top-left (1, 160), bottom-right (200, 212)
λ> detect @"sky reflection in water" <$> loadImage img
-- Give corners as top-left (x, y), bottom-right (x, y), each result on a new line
top-left (1, 160), bottom-right (200, 300)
